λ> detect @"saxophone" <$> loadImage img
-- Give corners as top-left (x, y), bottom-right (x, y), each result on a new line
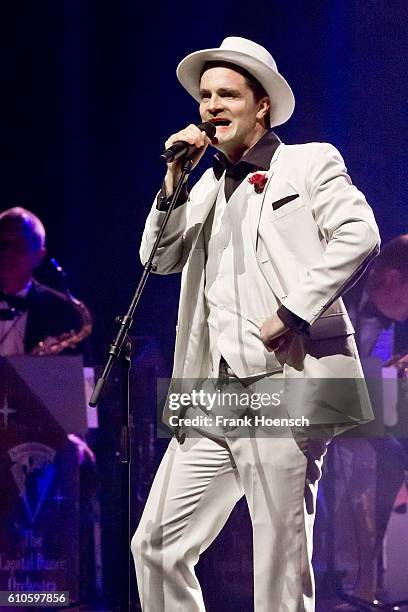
top-left (30, 259), bottom-right (93, 355)
top-left (31, 290), bottom-right (93, 355)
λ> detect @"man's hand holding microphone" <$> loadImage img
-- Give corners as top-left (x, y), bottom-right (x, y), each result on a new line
top-left (161, 122), bottom-right (216, 196)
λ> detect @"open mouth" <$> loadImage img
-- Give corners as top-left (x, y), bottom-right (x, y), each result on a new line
top-left (209, 118), bottom-right (231, 128)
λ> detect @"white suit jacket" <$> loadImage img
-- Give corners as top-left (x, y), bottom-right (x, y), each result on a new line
top-left (140, 142), bottom-right (381, 431)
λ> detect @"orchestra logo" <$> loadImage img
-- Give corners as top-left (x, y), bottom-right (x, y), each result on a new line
top-left (9, 443), bottom-right (56, 523)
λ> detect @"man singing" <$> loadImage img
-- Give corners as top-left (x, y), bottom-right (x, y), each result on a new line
top-left (132, 37), bottom-right (380, 611)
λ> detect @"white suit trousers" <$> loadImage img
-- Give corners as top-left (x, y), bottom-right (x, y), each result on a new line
top-left (132, 424), bottom-right (324, 612)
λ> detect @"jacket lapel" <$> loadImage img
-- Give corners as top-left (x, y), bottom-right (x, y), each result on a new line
top-left (248, 143), bottom-right (283, 251)
top-left (186, 172), bottom-right (224, 251)
top-left (248, 144), bottom-right (287, 299)
top-left (24, 283), bottom-right (42, 353)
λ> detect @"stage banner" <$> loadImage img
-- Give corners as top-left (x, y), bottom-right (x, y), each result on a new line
top-left (0, 356), bottom-right (87, 601)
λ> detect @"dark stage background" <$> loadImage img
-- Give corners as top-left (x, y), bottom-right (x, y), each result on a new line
top-left (1, 2), bottom-right (407, 607)
top-left (1, 0), bottom-right (406, 361)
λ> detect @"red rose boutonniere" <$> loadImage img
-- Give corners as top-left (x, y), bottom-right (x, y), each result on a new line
top-left (248, 172), bottom-right (268, 194)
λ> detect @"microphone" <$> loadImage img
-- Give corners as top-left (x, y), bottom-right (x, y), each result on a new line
top-left (49, 257), bottom-right (69, 292)
top-left (160, 122), bottom-right (216, 163)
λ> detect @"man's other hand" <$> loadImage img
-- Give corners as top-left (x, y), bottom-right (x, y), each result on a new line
top-left (260, 314), bottom-right (290, 352)
top-left (67, 433), bottom-right (96, 465)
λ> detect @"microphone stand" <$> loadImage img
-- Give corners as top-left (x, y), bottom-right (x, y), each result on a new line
top-left (89, 157), bottom-right (194, 612)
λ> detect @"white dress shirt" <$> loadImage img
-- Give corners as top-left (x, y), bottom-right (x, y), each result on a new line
top-left (0, 282), bottom-right (31, 356)
top-left (204, 177), bottom-right (283, 378)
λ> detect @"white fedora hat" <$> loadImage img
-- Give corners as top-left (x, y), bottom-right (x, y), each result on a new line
top-left (177, 36), bottom-right (295, 128)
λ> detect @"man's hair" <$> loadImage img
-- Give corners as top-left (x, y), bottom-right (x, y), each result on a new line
top-left (367, 234), bottom-right (408, 290)
top-left (200, 61), bottom-right (271, 129)
top-left (0, 206), bottom-right (46, 251)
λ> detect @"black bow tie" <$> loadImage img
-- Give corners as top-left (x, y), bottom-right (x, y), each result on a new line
top-left (212, 154), bottom-right (257, 181)
top-left (0, 290), bottom-right (29, 313)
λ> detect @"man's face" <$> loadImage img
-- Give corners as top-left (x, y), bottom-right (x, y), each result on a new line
top-left (369, 269), bottom-right (408, 321)
top-left (199, 66), bottom-right (269, 159)
top-left (0, 220), bottom-right (44, 291)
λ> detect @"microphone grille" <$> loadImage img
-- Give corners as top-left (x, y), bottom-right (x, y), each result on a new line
top-left (197, 121), bottom-right (216, 139)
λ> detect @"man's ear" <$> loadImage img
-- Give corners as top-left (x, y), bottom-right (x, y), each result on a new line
top-left (33, 246), bottom-right (46, 268)
top-left (257, 96), bottom-right (270, 121)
